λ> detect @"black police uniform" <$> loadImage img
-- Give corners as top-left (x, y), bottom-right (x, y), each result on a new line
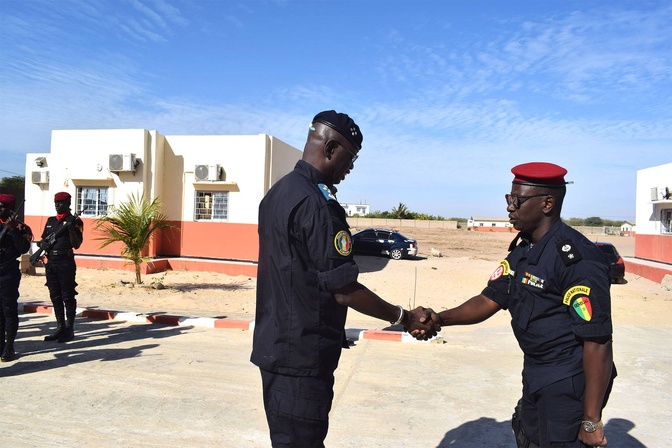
top-left (0, 220), bottom-right (32, 361)
top-left (41, 214), bottom-right (83, 342)
top-left (483, 220), bottom-right (616, 447)
top-left (251, 160), bottom-right (359, 447)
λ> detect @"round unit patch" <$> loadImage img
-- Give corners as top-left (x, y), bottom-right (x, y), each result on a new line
top-left (490, 260), bottom-right (511, 281)
top-left (334, 230), bottom-right (352, 256)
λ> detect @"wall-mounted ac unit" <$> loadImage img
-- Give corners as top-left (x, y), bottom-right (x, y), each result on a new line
top-left (195, 164), bottom-right (222, 181)
top-left (109, 154), bottom-right (138, 172)
top-left (651, 186), bottom-right (671, 201)
top-left (31, 170), bottom-right (49, 184)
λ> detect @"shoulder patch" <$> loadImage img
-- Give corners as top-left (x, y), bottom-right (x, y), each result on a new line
top-left (334, 230), bottom-right (352, 256)
top-left (318, 183), bottom-right (337, 202)
top-left (490, 260), bottom-right (511, 281)
top-left (556, 239), bottom-right (583, 266)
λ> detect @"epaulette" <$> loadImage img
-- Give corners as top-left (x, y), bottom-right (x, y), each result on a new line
top-left (317, 183), bottom-right (337, 202)
top-left (556, 239), bottom-right (583, 266)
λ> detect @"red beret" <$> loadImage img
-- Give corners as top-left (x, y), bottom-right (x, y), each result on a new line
top-left (511, 162), bottom-right (568, 187)
top-left (54, 191), bottom-right (71, 201)
top-left (0, 193), bottom-right (16, 207)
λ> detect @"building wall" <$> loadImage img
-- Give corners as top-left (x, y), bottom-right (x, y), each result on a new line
top-left (635, 163), bottom-right (672, 264)
top-left (24, 129), bottom-right (302, 270)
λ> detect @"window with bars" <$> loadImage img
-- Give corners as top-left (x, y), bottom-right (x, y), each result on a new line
top-left (195, 191), bottom-right (228, 221)
top-left (76, 187), bottom-right (109, 217)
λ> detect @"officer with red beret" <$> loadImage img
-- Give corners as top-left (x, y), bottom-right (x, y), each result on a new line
top-left (419, 162), bottom-right (615, 448)
top-left (39, 192), bottom-right (83, 343)
top-left (0, 193), bottom-right (33, 362)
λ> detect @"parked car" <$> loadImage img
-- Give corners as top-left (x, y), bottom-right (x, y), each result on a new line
top-left (351, 228), bottom-right (418, 260)
top-left (594, 242), bottom-right (626, 284)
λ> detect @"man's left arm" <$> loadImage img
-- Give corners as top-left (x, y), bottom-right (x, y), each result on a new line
top-left (578, 336), bottom-right (613, 447)
top-left (67, 217), bottom-right (84, 249)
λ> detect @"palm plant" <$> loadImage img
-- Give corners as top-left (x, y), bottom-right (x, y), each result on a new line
top-left (94, 193), bottom-right (175, 284)
top-left (391, 202), bottom-right (410, 219)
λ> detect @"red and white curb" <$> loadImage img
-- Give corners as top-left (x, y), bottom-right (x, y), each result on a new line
top-left (19, 302), bottom-right (442, 343)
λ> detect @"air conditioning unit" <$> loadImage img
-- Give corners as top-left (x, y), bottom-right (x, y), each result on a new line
top-left (195, 164), bottom-right (222, 181)
top-left (651, 186), bottom-right (670, 201)
top-left (31, 170), bottom-right (49, 184)
top-left (109, 154), bottom-right (138, 172)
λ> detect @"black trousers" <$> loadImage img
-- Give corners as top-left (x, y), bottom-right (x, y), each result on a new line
top-left (519, 372), bottom-right (613, 447)
top-left (45, 257), bottom-right (78, 304)
top-left (260, 369), bottom-right (335, 448)
top-left (0, 267), bottom-right (21, 342)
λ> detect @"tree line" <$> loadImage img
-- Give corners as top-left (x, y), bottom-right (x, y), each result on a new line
top-left (362, 202), bottom-right (628, 227)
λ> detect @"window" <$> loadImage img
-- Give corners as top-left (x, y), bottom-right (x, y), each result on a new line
top-left (76, 187), bottom-right (108, 217)
top-left (195, 191), bottom-right (228, 221)
top-left (662, 209), bottom-right (672, 234)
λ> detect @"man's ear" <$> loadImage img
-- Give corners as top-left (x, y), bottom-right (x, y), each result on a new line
top-left (324, 140), bottom-right (339, 159)
top-left (542, 195), bottom-right (555, 214)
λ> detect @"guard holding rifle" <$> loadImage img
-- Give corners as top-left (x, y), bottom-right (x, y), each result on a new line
top-left (0, 193), bottom-right (33, 362)
top-left (38, 192), bottom-right (83, 343)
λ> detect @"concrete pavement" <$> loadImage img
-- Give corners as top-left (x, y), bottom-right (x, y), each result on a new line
top-left (1, 308), bottom-right (669, 447)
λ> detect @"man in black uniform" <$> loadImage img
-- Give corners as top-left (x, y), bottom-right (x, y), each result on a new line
top-left (419, 162), bottom-right (615, 448)
top-left (251, 110), bottom-right (439, 447)
top-left (40, 191), bottom-right (83, 343)
top-left (0, 194), bottom-right (33, 362)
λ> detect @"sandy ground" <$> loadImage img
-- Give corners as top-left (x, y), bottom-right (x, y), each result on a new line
top-left (17, 229), bottom-right (671, 331)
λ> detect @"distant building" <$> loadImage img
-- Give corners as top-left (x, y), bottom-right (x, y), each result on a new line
top-left (467, 216), bottom-right (512, 232)
top-left (620, 220), bottom-right (636, 236)
top-left (635, 163), bottom-right (672, 265)
top-left (340, 203), bottom-right (370, 217)
top-left (24, 129), bottom-right (301, 276)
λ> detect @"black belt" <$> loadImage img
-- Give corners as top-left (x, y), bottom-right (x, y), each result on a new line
top-left (49, 249), bottom-right (74, 256)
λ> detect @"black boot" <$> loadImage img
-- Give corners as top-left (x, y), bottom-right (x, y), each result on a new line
top-left (1, 323), bottom-right (17, 362)
top-left (45, 303), bottom-right (66, 342)
top-left (58, 300), bottom-right (77, 343)
top-left (1, 343), bottom-right (15, 362)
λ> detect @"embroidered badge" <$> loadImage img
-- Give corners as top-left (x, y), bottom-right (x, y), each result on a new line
top-left (563, 285), bottom-right (591, 306)
top-left (490, 260), bottom-right (511, 281)
top-left (334, 230), bottom-right (352, 256)
top-left (572, 296), bottom-right (593, 321)
top-left (521, 272), bottom-right (545, 289)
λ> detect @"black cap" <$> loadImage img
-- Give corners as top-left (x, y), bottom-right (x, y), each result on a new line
top-left (312, 110), bottom-right (363, 150)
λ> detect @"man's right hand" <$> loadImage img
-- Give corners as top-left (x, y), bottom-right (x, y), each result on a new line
top-left (404, 306), bottom-right (442, 340)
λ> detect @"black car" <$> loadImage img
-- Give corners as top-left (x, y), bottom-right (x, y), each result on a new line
top-left (351, 228), bottom-right (418, 260)
top-left (595, 242), bottom-right (626, 284)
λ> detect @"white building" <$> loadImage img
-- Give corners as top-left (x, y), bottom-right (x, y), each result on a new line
top-left (25, 129), bottom-right (301, 276)
top-left (340, 203), bottom-right (370, 217)
top-left (467, 216), bottom-right (512, 232)
top-left (634, 162), bottom-right (672, 265)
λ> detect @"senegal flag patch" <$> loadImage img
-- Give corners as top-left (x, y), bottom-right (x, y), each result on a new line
top-left (571, 296), bottom-right (593, 321)
top-left (564, 285), bottom-right (593, 321)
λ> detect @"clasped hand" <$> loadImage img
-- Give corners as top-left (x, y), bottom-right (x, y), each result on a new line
top-left (403, 306), bottom-right (442, 340)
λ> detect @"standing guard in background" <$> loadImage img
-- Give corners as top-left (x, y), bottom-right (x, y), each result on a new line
top-left (0, 193), bottom-right (33, 362)
top-left (40, 192), bottom-right (83, 343)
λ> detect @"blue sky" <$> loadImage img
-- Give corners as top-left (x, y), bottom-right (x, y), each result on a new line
top-left (1, 0), bottom-right (670, 221)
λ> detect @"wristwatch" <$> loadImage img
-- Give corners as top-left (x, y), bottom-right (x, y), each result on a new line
top-left (581, 420), bottom-right (603, 433)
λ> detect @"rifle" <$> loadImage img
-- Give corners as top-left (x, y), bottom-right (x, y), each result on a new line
top-left (0, 199), bottom-right (26, 248)
top-left (30, 206), bottom-right (88, 266)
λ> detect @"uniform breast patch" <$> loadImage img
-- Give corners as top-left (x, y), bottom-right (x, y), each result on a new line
top-left (490, 260), bottom-right (511, 281)
top-left (521, 272), bottom-right (545, 289)
top-left (334, 230), bottom-right (352, 256)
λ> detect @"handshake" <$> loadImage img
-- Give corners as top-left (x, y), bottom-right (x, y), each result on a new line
top-left (402, 307), bottom-right (443, 341)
